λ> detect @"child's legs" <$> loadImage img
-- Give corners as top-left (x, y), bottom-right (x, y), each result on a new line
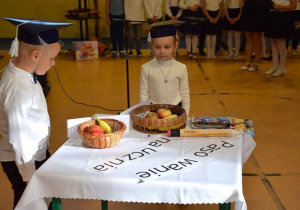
top-left (270, 38), bottom-right (279, 70)
top-left (211, 34), bottom-right (217, 55)
top-left (234, 31), bottom-right (241, 56)
top-left (206, 34), bottom-right (211, 55)
top-left (277, 38), bottom-right (288, 69)
top-left (261, 33), bottom-right (267, 57)
top-left (185, 34), bottom-right (192, 52)
top-left (116, 15), bottom-right (125, 51)
top-left (191, 34), bottom-right (198, 53)
top-left (109, 14), bottom-right (118, 51)
top-left (1, 161), bottom-right (27, 208)
top-left (128, 25), bottom-right (134, 51)
top-left (245, 32), bottom-right (254, 63)
top-left (253, 32), bottom-right (262, 63)
top-left (135, 24), bottom-right (142, 52)
top-left (227, 30), bottom-right (234, 55)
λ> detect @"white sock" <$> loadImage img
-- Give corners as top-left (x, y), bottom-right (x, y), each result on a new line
top-left (271, 39), bottom-right (279, 71)
top-left (206, 35), bottom-right (211, 56)
top-left (277, 39), bottom-right (287, 69)
top-left (185, 34), bottom-right (192, 52)
top-left (234, 31), bottom-right (240, 56)
top-left (192, 34), bottom-right (198, 53)
top-left (227, 30), bottom-right (233, 55)
top-left (211, 35), bottom-right (216, 57)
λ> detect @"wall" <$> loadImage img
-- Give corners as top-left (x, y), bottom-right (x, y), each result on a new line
top-left (0, 0), bottom-right (110, 39)
top-left (0, 0), bottom-right (166, 40)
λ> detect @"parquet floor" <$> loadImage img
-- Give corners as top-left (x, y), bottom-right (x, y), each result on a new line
top-left (0, 48), bottom-right (299, 210)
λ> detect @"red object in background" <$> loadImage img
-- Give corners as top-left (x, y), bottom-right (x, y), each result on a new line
top-left (89, 37), bottom-right (98, 41)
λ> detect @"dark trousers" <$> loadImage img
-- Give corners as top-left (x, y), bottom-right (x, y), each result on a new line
top-left (1, 150), bottom-right (50, 209)
top-left (109, 13), bottom-right (125, 52)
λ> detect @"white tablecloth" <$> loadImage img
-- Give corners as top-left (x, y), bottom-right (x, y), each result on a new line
top-left (15, 122), bottom-right (256, 210)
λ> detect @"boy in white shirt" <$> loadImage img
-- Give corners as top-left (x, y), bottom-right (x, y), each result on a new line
top-left (0, 17), bottom-right (72, 208)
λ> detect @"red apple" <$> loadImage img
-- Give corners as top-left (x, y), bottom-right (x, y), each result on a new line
top-left (88, 125), bottom-right (104, 134)
top-left (89, 130), bottom-right (104, 135)
top-left (157, 108), bottom-right (172, 119)
top-left (145, 112), bottom-right (159, 119)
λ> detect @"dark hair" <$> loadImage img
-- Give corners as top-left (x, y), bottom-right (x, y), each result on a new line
top-left (37, 73), bottom-right (51, 97)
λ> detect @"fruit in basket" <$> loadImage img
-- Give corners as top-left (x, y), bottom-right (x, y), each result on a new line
top-left (163, 114), bottom-right (178, 119)
top-left (158, 123), bottom-right (184, 131)
top-left (93, 115), bottom-right (113, 133)
top-left (145, 112), bottom-right (159, 119)
top-left (157, 108), bottom-right (172, 118)
top-left (89, 130), bottom-right (105, 135)
top-left (88, 125), bottom-right (104, 133)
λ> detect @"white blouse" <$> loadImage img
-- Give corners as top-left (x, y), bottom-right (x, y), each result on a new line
top-left (144, 0), bottom-right (163, 19)
top-left (0, 60), bottom-right (50, 182)
top-left (205, 0), bottom-right (222, 11)
top-left (140, 58), bottom-right (190, 116)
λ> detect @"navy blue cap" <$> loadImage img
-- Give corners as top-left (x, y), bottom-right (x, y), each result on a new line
top-left (145, 20), bottom-right (184, 39)
top-left (3, 17), bottom-right (73, 45)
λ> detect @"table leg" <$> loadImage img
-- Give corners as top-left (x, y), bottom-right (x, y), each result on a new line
top-left (52, 197), bottom-right (62, 210)
top-left (102, 200), bottom-right (108, 210)
top-left (219, 202), bottom-right (231, 210)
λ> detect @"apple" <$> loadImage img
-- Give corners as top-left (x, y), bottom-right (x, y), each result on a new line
top-left (145, 111), bottom-right (159, 119)
top-left (88, 125), bottom-right (104, 134)
top-left (89, 130), bottom-right (104, 135)
top-left (157, 108), bottom-right (172, 119)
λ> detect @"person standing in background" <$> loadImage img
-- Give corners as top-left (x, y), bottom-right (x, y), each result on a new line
top-left (240, 0), bottom-right (267, 71)
top-left (166, 0), bottom-right (183, 21)
top-left (105, 0), bottom-right (126, 58)
top-left (144, 0), bottom-right (163, 22)
top-left (124, 0), bottom-right (145, 57)
top-left (202, 0), bottom-right (223, 59)
top-left (264, 0), bottom-right (296, 76)
top-left (165, 0), bottom-right (183, 57)
top-left (179, 0), bottom-right (203, 59)
top-left (144, 0), bottom-right (163, 57)
top-left (224, 0), bottom-right (243, 60)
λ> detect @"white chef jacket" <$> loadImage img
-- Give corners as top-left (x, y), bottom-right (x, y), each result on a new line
top-left (0, 60), bottom-right (50, 182)
top-left (140, 57), bottom-right (190, 116)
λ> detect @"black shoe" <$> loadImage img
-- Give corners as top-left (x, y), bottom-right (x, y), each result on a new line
top-left (199, 49), bottom-right (206, 56)
top-left (137, 51), bottom-right (143, 57)
top-left (128, 51), bottom-right (133, 57)
top-left (262, 55), bottom-right (272, 61)
top-left (221, 42), bottom-right (228, 50)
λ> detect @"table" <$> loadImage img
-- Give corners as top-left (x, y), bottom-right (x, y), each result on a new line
top-left (15, 118), bottom-right (256, 210)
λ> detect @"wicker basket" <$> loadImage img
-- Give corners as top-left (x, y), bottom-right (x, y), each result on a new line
top-left (77, 119), bottom-right (126, 149)
top-left (130, 104), bottom-right (187, 134)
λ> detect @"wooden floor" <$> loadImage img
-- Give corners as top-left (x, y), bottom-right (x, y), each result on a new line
top-left (0, 48), bottom-right (299, 210)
